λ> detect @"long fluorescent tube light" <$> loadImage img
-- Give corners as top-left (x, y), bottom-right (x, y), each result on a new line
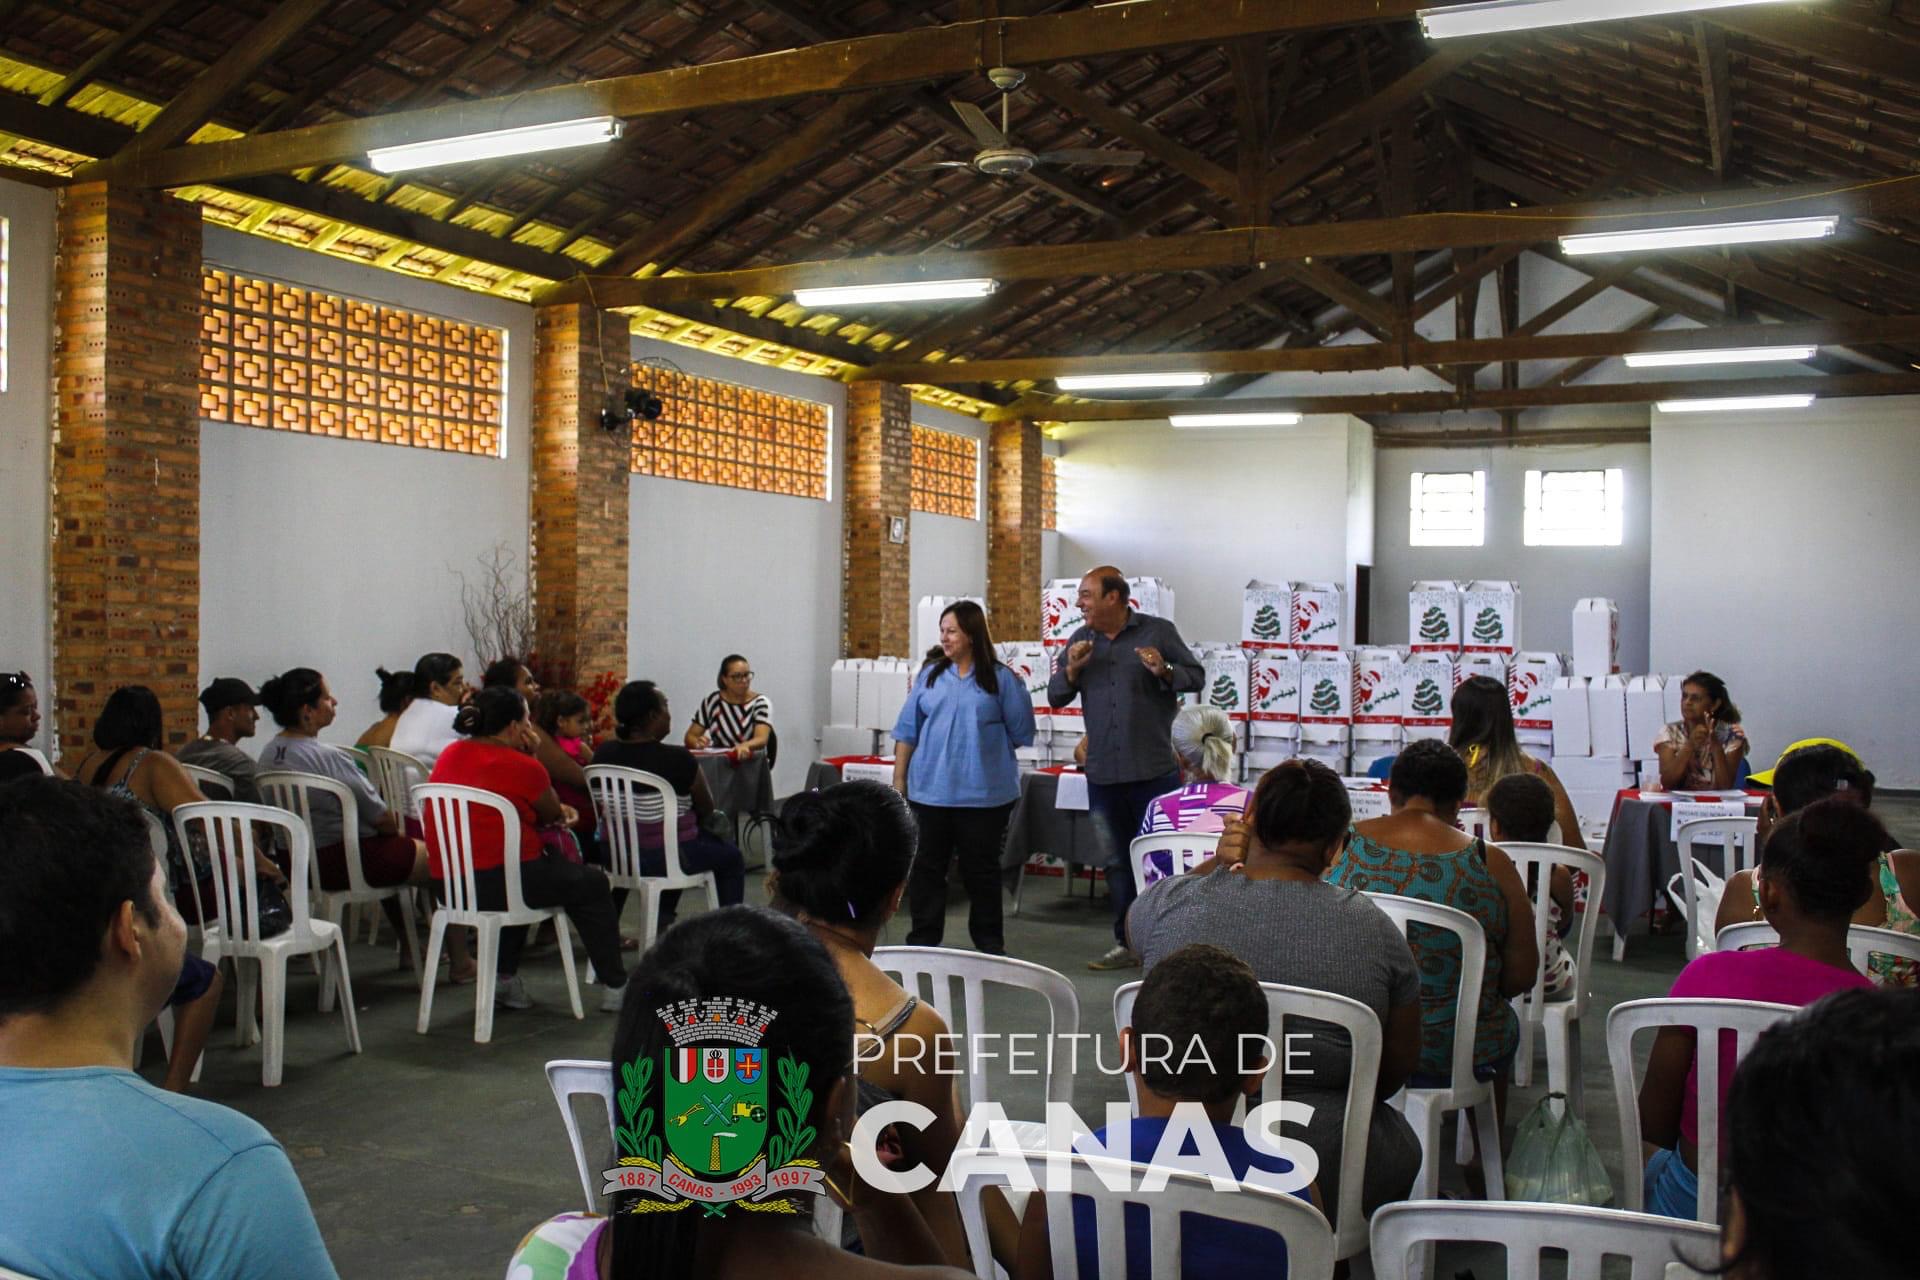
top-left (1055, 372), bottom-right (1212, 391)
top-left (792, 278), bottom-right (998, 306)
top-left (1421, 0), bottom-right (1797, 39)
top-left (367, 116), bottom-right (622, 173)
top-left (1625, 344), bottom-right (1819, 368)
top-left (1168, 411), bottom-right (1303, 428)
top-left (1561, 216), bottom-right (1836, 256)
top-left (1655, 394), bottom-right (1815, 413)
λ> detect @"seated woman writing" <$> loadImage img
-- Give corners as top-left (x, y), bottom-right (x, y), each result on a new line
top-left (684, 655), bottom-right (772, 762)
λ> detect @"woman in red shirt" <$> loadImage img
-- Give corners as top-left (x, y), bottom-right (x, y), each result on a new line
top-left (428, 686), bottom-right (627, 1013)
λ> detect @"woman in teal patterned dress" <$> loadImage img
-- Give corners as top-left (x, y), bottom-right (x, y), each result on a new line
top-left (1327, 738), bottom-right (1538, 1093)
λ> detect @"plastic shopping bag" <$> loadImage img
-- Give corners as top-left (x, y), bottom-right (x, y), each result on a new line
top-left (1504, 1093), bottom-right (1614, 1205)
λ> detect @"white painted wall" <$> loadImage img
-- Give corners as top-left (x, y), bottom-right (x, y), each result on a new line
top-left (0, 178), bottom-right (54, 751)
top-left (1054, 414), bottom-right (1373, 643)
top-left (627, 337), bottom-right (847, 795)
top-left (1651, 396), bottom-right (1920, 788)
top-left (908, 401), bottom-right (987, 632)
top-left (198, 228), bottom-right (533, 743)
top-left (1372, 441), bottom-right (1653, 671)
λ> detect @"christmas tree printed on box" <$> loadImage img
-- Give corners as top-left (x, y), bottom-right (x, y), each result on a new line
top-left (1471, 606), bottom-right (1504, 646)
top-left (1209, 674), bottom-right (1239, 711)
top-left (1309, 679), bottom-right (1342, 717)
top-left (1411, 678), bottom-right (1445, 719)
top-left (1251, 603), bottom-right (1284, 642)
top-left (1418, 606), bottom-right (1451, 644)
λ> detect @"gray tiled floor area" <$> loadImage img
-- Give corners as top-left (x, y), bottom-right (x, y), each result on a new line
top-left (147, 796), bottom-right (1920, 1278)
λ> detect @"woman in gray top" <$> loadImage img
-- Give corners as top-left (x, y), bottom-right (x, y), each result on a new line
top-left (1126, 758), bottom-right (1423, 1224)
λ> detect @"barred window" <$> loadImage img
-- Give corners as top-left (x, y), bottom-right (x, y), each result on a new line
top-left (1525, 468), bottom-right (1625, 546)
top-left (198, 268), bottom-right (505, 455)
top-left (911, 424), bottom-right (979, 519)
top-left (630, 365), bottom-right (829, 499)
top-left (1409, 470), bottom-right (1486, 547)
top-left (1041, 454), bottom-right (1058, 531)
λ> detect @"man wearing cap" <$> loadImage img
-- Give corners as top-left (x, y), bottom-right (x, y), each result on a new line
top-left (176, 678), bottom-right (264, 804)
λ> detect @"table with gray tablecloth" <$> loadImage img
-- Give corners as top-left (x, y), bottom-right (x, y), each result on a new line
top-left (1601, 791), bottom-right (1762, 957)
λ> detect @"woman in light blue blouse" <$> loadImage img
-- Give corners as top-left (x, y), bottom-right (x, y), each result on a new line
top-left (891, 600), bottom-right (1037, 955)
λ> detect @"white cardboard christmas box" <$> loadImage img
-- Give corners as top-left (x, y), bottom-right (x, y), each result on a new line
top-left (1457, 651), bottom-right (1510, 690)
top-left (1200, 645), bottom-right (1251, 741)
top-left (1351, 742), bottom-right (1400, 778)
top-left (829, 659), bottom-right (865, 725)
top-left (1244, 741), bottom-right (1298, 772)
top-left (1626, 675), bottom-right (1669, 760)
top-left (1462, 580), bottom-right (1523, 657)
top-left (1550, 676), bottom-right (1592, 757)
top-left (820, 725), bottom-right (881, 759)
top-left (1401, 653), bottom-right (1457, 742)
top-left (1289, 581), bottom-right (1346, 651)
top-left (1663, 675), bottom-right (1685, 725)
top-left (1041, 579), bottom-right (1084, 647)
top-left (1508, 652), bottom-right (1566, 732)
top-left (1127, 576), bottom-right (1175, 621)
top-left (1409, 580), bottom-right (1465, 655)
top-left (1588, 673), bottom-right (1631, 758)
top-left (1247, 650), bottom-right (1304, 741)
top-left (1242, 579), bottom-right (1291, 651)
top-left (1353, 646), bottom-right (1409, 741)
top-left (1297, 739), bottom-right (1349, 774)
top-left (1299, 650), bottom-right (1353, 743)
top-left (1570, 597), bottom-right (1620, 679)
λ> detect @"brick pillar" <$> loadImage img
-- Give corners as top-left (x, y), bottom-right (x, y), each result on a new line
top-left (987, 419), bottom-right (1043, 639)
top-left (530, 302), bottom-right (630, 689)
top-left (51, 183), bottom-right (202, 758)
top-left (842, 380), bottom-right (912, 658)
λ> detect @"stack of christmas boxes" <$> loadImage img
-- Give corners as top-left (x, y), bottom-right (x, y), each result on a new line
top-left (1239, 581), bottom-right (1350, 780)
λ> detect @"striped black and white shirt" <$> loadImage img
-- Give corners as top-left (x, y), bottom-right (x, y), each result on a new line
top-left (695, 690), bottom-right (772, 749)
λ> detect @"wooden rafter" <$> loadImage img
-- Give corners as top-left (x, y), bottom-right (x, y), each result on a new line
top-left (117, 0), bottom-right (333, 157)
top-left (1693, 20), bottom-right (1734, 181)
top-left (1228, 37), bottom-right (1270, 225)
top-left (253, 0), bottom-right (444, 132)
top-left (40, 0), bottom-right (186, 109)
top-left (1539, 306), bottom-right (1672, 390)
top-left (1022, 67), bottom-right (1236, 203)
top-left (1709, 10), bottom-right (1920, 88)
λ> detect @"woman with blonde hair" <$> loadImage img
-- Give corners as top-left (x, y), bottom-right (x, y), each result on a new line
top-left (1137, 704), bottom-right (1249, 837)
top-left (1447, 674), bottom-right (1585, 850)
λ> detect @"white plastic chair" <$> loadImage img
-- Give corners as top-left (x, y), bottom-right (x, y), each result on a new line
top-left (1606, 997), bottom-right (1796, 1222)
top-left (1674, 818), bottom-right (1758, 962)
top-left (1457, 807), bottom-right (1489, 839)
top-left (875, 946), bottom-right (1079, 1150)
top-left (1115, 979), bottom-right (1380, 1262)
top-left (952, 1148), bottom-right (1336, 1280)
top-left (1714, 919), bottom-right (1920, 978)
top-left (172, 801), bottom-right (362, 1087)
top-left (257, 769), bottom-right (422, 987)
top-left (1362, 893), bottom-right (1505, 1208)
top-left (414, 782), bottom-right (583, 1043)
top-left (365, 745), bottom-right (429, 821)
top-left (586, 764), bottom-right (719, 951)
top-left (11, 746), bottom-right (52, 775)
top-left (1127, 830), bottom-right (1220, 898)
top-left (546, 1058), bottom-right (617, 1211)
top-left (178, 762), bottom-right (236, 799)
top-left (1370, 1200), bottom-right (1720, 1280)
top-left (1500, 842), bottom-right (1608, 1116)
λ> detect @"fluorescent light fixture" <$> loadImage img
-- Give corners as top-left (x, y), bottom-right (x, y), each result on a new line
top-left (792, 278), bottom-right (998, 306)
top-left (1655, 393), bottom-right (1815, 413)
top-left (1420, 0), bottom-right (1798, 39)
top-left (1168, 411), bottom-right (1303, 428)
top-left (1055, 372), bottom-right (1212, 391)
top-left (1561, 216), bottom-right (1836, 256)
top-left (367, 116), bottom-right (622, 173)
top-left (1624, 344), bottom-right (1819, 368)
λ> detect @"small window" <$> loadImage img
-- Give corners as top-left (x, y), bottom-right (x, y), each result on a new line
top-left (1409, 470), bottom-right (1485, 547)
top-left (911, 424), bottom-right (980, 519)
top-left (1041, 454), bottom-right (1058, 531)
top-left (1525, 468), bottom-right (1624, 546)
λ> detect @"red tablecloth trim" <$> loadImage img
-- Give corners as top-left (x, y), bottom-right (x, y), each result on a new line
top-left (820, 755), bottom-right (892, 770)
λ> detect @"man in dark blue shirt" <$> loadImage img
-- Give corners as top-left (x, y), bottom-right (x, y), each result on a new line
top-left (1047, 566), bottom-right (1203, 969)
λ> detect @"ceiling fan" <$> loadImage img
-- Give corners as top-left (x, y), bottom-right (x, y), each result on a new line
top-left (912, 67), bottom-right (1146, 178)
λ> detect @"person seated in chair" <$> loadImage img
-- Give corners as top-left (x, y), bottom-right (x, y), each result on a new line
top-left (389, 651), bottom-right (469, 776)
top-left (0, 777), bottom-right (337, 1279)
top-left (1136, 705), bottom-right (1249, 839)
top-left (684, 654), bottom-right (772, 762)
top-left (0, 671), bottom-right (52, 783)
top-left (1484, 773), bottom-right (1577, 1003)
top-left (353, 666), bottom-right (414, 750)
top-left (1016, 943), bottom-right (1321, 1279)
top-left (176, 677), bottom-right (266, 804)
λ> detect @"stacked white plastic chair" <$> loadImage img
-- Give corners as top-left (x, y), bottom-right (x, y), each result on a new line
top-left (1673, 817), bottom-right (1758, 962)
top-left (1126, 830), bottom-right (1220, 898)
top-left (1714, 919), bottom-right (1920, 978)
top-left (585, 764), bottom-right (719, 951)
top-left (1371, 1200), bottom-right (1719, 1280)
top-left (1499, 842), bottom-right (1608, 1116)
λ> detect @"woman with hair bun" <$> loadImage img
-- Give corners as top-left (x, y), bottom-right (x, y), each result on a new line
top-left (1636, 796), bottom-right (1879, 1220)
top-left (1127, 758), bottom-right (1424, 1226)
top-left (427, 685), bottom-right (627, 1014)
top-left (353, 666), bottom-right (414, 749)
top-left (767, 781), bottom-right (971, 1266)
top-left (1136, 704), bottom-right (1250, 841)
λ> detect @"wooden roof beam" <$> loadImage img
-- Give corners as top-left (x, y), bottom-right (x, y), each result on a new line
top-left (1692, 21), bottom-right (1733, 181)
top-left (40, 0), bottom-right (186, 109)
top-left (1023, 67), bottom-right (1238, 203)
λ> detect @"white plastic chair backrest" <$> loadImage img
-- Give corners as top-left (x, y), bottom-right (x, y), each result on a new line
top-left (951, 1147), bottom-right (1336, 1280)
top-left (414, 783), bottom-right (530, 915)
top-left (171, 801), bottom-right (314, 947)
top-left (1679, 817), bottom-right (1758, 877)
top-left (545, 1058), bottom-right (617, 1211)
top-left (1114, 979), bottom-right (1380, 1259)
top-left (586, 764), bottom-right (695, 881)
top-left (365, 746), bottom-right (428, 820)
top-left (10, 746), bottom-right (53, 775)
top-left (1128, 830), bottom-right (1220, 896)
top-left (1458, 807), bottom-right (1489, 839)
top-left (1363, 893), bottom-right (1487, 1094)
top-left (256, 769), bottom-right (372, 897)
top-left (1370, 1200), bottom-right (1720, 1280)
top-left (1500, 842), bottom-right (1608, 1018)
top-left (1714, 920), bottom-right (1920, 976)
top-left (1606, 997), bottom-right (1797, 1221)
top-left (1668, 860), bottom-right (1727, 963)
top-left (874, 946), bottom-right (1080, 1111)
top-left (178, 762), bottom-right (235, 799)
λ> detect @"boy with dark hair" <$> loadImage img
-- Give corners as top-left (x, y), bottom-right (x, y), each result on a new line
top-left (1486, 772), bottom-right (1576, 1002)
top-left (0, 778), bottom-right (338, 1279)
top-left (1016, 943), bottom-right (1321, 1278)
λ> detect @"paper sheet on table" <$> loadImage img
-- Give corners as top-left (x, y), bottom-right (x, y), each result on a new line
top-left (1348, 789), bottom-right (1391, 821)
top-left (1671, 800), bottom-right (1749, 841)
top-left (1054, 770), bottom-right (1089, 811)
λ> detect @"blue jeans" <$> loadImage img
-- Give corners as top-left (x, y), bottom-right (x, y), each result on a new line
top-left (1087, 770), bottom-right (1180, 945)
top-left (1644, 1147), bottom-right (1699, 1220)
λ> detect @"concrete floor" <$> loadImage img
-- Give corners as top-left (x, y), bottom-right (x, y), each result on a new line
top-left (146, 796), bottom-right (1920, 1278)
